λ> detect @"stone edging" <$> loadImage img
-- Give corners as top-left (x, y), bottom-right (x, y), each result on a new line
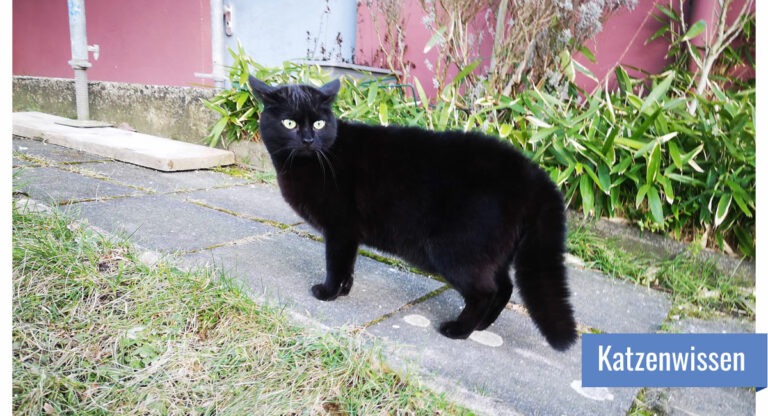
top-left (567, 211), bottom-right (755, 283)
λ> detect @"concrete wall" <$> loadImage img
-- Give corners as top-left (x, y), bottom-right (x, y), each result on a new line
top-left (12, 75), bottom-right (275, 170)
top-left (13, 76), bottom-right (218, 145)
top-left (13, 0), bottom-right (356, 87)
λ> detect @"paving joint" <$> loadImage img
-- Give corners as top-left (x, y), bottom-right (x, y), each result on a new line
top-left (56, 164), bottom-right (158, 194)
top-left (56, 164), bottom-right (259, 197)
top-left (183, 229), bottom-right (290, 255)
top-left (361, 285), bottom-right (451, 330)
top-left (185, 198), bottom-right (300, 231)
top-left (52, 194), bottom-right (141, 207)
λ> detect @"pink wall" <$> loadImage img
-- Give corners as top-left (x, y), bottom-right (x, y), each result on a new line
top-left (13, 1), bottom-right (752, 92)
top-left (576, 0), bottom-right (672, 93)
top-left (13, 0), bottom-right (212, 87)
top-left (355, 0), bottom-right (754, 97)
top-left (13, 0), bottom-right (72, 80)
top-left (687, 0), bottom-right (755, 81)
top-left (355, 0), bottom-right (494, 98)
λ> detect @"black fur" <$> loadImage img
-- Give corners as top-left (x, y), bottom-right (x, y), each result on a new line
top-left (249, 76), bottom-right (577, 351)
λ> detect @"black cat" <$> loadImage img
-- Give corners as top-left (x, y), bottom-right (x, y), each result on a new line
top-left (249, 76), bottom-right (577, 351)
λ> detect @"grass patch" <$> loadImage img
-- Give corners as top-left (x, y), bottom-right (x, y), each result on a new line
top-left (626, 388), bottom-right (667, 416)
top-left (12, 152), bottom-right (51, 167)
top-left (12, 206), bottom-right (468, 415)
top-left (567, 227), bottom-right (754, 320)
top-left (212, 164), bottom-right (276, 184)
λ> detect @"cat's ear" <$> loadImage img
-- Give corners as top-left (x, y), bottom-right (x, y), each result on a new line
top-left (318, 79), bottom-right (341, 104)
top-left (248, 75), bottom-right (279, 105)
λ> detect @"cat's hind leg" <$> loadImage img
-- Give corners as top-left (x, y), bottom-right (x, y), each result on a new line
top-left (438, 267), bottom-right (498, 339)
top-left (439, 295), bottom-right (494, 339)
top-left (475, 262), bottom-right (514, 331)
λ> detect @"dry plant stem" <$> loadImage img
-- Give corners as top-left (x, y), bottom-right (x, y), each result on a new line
top-left (366, 0), bottom-right (409, 82)
top-left (371, 0), bottom-right (636, 99)
top-left (488, 0), bottom-right (508, 81)
top-left (426, 0), bottom-right (489, 96)
top-left (683, 0), bottom-right (754, 114)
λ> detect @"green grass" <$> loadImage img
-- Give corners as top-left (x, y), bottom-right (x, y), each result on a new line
top-left (12, 206), bottom-right (469, 415)
top-left (626, 388), bottom-right (667, 416)
top-left (212, 164), bottom-right (276, 184)
top-left (567, 226), bottom-right (755, 320)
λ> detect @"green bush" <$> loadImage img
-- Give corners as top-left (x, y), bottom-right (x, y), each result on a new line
top-left (203, 48), bottom-right (754, 258)
top-left (503, 68), bottom-right (754, 257)
top-left (202, 43), bottom-right (333, 147)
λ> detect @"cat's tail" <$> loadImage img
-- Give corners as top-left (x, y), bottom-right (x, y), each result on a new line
top-left (513, 197), bottom-right (577, 351)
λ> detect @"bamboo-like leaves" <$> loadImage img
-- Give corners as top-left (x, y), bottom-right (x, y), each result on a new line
top-left (680, 20), bottom-right (707, 43)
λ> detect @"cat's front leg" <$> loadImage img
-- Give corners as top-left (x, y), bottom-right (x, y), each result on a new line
top-left (311, 231), bottom-right (359, 301)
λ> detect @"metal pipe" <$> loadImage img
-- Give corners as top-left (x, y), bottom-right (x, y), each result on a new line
top-left (67, 0), bottom-right (91, 120)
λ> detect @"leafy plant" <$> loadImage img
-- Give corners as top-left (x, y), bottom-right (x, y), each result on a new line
top-left (502, 68), bottom-right (754, 256)
top-left (202, 42), bottom-right (331, 148)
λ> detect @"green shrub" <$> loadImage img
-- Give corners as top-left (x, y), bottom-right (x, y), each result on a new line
top-left (202, 43), bottom-right (332, 147)
top-left (504, 68), bottom-right (754, 257)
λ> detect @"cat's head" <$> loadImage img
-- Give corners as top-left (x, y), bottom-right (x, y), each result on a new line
top-left (249, 76), bottom-right (340, 158)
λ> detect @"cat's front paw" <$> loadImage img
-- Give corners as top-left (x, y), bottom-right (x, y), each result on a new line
top-left (311, 284), bottom-right (339, 301)
top-left (438, 321), bottom-right (473, 339)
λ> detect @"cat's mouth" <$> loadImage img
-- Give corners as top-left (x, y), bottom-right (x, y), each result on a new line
top-left (287, 146), bottom-right (335, 180)
top-left (293, 144), bottom-right (319, 156)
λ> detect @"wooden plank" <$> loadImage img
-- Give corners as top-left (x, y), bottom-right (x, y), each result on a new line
top-left (12, 112), bottom-right (234, 172)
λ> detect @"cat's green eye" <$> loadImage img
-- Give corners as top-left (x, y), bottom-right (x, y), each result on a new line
top-left (281, 119), bottom-right (297, 129)
top-left (313, 120), bottom-right (326, 130)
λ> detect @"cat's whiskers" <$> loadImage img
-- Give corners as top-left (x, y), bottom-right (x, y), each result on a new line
top-left (315, 149), bottom-right (338, 188)
top-left (278, 148), bottom-right (299, 176)
top-left (314, 151), bottom-right (328, 188)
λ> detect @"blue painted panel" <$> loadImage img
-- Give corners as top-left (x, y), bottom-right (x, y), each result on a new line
top-left (223, 0), bottom-right (357, 68)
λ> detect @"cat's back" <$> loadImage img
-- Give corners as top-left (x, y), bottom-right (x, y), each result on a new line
top-left (337, 120), bottom-right (537, 183)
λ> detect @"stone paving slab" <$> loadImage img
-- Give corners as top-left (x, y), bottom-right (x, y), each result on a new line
top-left (74, 195), bottom-right (274, 252)
top-left (13, 111), bottom-right (234, 171)
top-left (77, 161), bottom-right (252, 194)
top-left (13, 136), bottom-right (110, 164)
top-left (643, 317), bottom-right (755, 416)
top-left (551, 267), bottom-right (671, 333)
top-left (180, 232), bottom-right (446, 328)
top-left (183, 184), bottom-right (304, 226)
top-left (366, 290), bottom-right (639, 416)
top-left (666, 316), bottom-right (755, 334)
top-left (662, 387), bottom-right (754, 416)
top-left (14, 166), bottom-right (144, 204)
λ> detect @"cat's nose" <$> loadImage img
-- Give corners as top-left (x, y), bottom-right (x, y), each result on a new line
top-left (302, 136), bottom-right (315, 145)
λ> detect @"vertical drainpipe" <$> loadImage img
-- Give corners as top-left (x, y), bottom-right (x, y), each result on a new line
top-left (67, 0), bottom-right (94, 121)
top-left (210, 0), bottom-right (226, 90)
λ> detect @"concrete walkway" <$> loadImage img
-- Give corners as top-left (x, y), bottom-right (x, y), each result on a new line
top-left (12, 135), bottom-right (755, 415)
